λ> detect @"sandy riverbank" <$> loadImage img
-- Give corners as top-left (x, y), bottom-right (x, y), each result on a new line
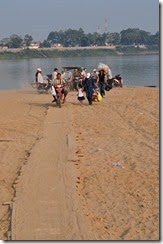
top-left (0, 86), bottom-right (159, 240)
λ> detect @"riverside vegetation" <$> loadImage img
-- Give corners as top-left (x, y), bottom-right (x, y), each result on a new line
top-left (0, 46), bottom-right (159, 60)
top-left (0, 28), bottom-right (159, 59)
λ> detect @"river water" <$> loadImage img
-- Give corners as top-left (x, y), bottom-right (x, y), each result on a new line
top-left (0, 54), bottom-right (159, 89)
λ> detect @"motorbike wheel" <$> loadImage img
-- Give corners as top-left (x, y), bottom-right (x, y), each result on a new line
top-left (105, 86), bottom-right (110, 91)
top-left (37, 88), bottom-right (44, 93)
top-left (56, 96), bottom-right (61, 108)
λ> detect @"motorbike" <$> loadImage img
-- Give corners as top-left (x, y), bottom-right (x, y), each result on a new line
top-left (30, 74), bottom-right (52, 93)
top-left (105, 74), bottom-right (123, 91)
top-left (54, 84), bottom-right (65, 108)
top-left (112, 74), bottom-right (123, 88)
top-left (37, 75), bottom-right (52, 93)
top-left (105, 79), bottom-right (113, 91)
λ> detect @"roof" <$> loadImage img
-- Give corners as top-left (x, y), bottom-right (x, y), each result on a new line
top-left (62, 66), bottom-right (82, 71)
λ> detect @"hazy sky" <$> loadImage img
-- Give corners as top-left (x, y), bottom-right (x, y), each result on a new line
top-left (0, 0), bottom-right (159, 41)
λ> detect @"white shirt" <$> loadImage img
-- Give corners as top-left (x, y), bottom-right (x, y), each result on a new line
top-left (81, 70), bottom-right (86, 78)
top-left (37, 73), bottom-right (44, 83)
top-left (52, 71), bottom-right (58, 82)
top-left (78, 88), bottom-right (84, 97)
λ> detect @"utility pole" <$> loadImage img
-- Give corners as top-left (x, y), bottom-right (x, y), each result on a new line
top-left (97, 25), bottom-right (100, 34)
top-left (104, 18), bottom-right (108, 33)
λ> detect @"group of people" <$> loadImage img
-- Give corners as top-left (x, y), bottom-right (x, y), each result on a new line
top-left (35, 65), bottom-right (113, 106)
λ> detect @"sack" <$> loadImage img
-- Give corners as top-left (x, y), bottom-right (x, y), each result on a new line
top-left (50, 86), bottom-right (56, 96)
top-left (92, 91), bottom-right (102, 102)
top-left (97, 91), bottom-right (102, 101)
top-left (98, 63), bottom-right (109, 73)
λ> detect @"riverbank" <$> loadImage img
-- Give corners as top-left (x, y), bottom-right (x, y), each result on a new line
top-left (0, 86), bottom-right (159, 240)
top-left (0, 46), bottom-right (159, 60)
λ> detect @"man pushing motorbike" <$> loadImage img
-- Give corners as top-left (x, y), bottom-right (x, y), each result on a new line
top-left (52, 72), bottom-right (68, 104)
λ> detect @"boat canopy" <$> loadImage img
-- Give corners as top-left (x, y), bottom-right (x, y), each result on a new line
top-left (62, 66), bottom-right (82, 71)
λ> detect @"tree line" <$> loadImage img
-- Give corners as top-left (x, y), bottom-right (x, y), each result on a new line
top-left (0, 28), bottom-right (159, 49)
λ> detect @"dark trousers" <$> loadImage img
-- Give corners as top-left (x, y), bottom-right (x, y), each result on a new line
top-left (86, 90), bottom-right (93, 105)
top-left (86, 96), bottom-right (92, 105)
top-left (99, 82), bottom-right (106, 97)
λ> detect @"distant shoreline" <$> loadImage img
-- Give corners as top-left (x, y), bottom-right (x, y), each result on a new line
top-left (0, 46), bottom-right (159, 60)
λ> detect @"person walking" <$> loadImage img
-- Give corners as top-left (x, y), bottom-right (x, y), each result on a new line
top-left (35, 68), bottom-right (47, 92)
top-left (83, 73), bottom-right (95, 105)
top-left (81, 67), bottom-right (87, 82)
top-left (77, 83), bottom-right (85, 106)
top-left (91, 68), bottom-right (98, 88)
top-left (97, 69), bottom-right (107, 97)
top-left (36, 68), bottom-right (44, 84)
top-left (72, 68), bottom-right (81, 91)
top-left (52, 68), bottom-right (58, 82)
top-left (35, 69), bottom-right (39, 88)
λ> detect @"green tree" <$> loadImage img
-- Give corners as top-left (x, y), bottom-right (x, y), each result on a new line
top-left (40, 40), bottom-right (51, 48)
top-left (106, 32), bottom-right (121, 45)
top-left (63, 28), bottom-right (83, 46)
top-left (47, 30), bottom-right (64, 44)
top-left (0, 37), bottom-right (10, 47)
top-left (80, 35), bottom-right (90, 47)
top-left (120, 28), bottom-right (151, 45)
top-left (8, 34), bottom-right (23, 48)
top-left (47, 28), bottom-right (89, 47)
top-left (148, 31), bottom-right (159, 45)
top-left (86, 32), bottom-right (105, 46)
top-left (24, 34), bottom-right (33, 47)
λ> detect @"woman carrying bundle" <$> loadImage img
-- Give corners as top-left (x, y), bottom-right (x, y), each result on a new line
top-left (97, 69), bottom-right (107, 97)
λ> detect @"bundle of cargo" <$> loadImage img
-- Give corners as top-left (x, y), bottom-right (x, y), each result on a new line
top-left (98, 63), bottom-right (109, 73)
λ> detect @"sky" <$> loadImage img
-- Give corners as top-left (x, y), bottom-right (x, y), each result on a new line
top-left (0, 0), bottom-right (160, 41)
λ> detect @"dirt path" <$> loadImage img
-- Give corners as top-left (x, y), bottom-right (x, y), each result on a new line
top-left (12, 105), bottom-right (94, 240)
